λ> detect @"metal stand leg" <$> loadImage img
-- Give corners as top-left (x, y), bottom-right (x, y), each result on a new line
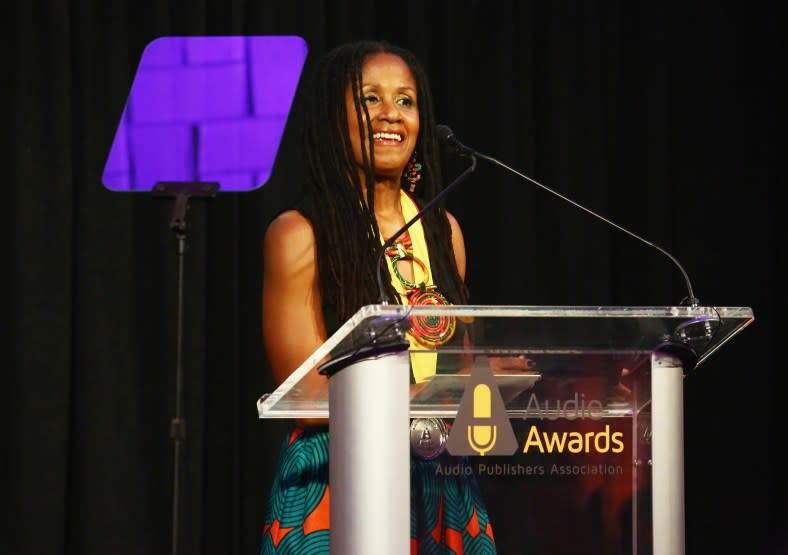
top-left (651, 351), bottom-right (685, 555)
top-left (329, 351), bottom-right (410, 554)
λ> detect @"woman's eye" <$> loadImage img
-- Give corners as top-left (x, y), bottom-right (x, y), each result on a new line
top-left (362, 94), bottom-right (379, 104)
top-left (397, 97), bottom-right (414, 107)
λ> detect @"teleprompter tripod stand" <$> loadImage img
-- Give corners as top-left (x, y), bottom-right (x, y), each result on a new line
top-left (153, 181), bottom-right (218, 555)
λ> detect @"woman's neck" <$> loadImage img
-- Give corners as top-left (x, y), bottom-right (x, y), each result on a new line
top-left (362, 177), bottom-right (406, 236)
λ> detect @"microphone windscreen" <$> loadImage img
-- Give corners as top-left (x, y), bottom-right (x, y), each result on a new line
top-left (435, 124), bottom-right (455, 145)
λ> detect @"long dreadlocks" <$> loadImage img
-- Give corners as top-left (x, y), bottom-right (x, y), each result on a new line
top-left (301, 40), bottom-right (468, 321)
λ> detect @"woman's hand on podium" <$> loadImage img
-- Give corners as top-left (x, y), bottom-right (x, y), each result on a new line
top-left (488, 354), bottom-right (537, 374)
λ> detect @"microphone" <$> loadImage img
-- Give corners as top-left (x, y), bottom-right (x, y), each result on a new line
top-left (438, 125), bottom-right (700, 307)
top-left (467, 383), bottom-right (497, 456)
top-left (436, 124), bottom-right (477, 157)
top-left (375, 130), bottom-right (478, 303)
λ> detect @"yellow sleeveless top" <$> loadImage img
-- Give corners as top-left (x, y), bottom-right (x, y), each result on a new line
top-left (380, 190), bottom-right (439, 383)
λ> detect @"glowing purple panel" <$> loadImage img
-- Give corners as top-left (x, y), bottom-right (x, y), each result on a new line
top-left (199, 117), bottom-right (287, 174)
top-left (185, 37), bottom-right (245, 64)
top-left (103, 122), bottom-right (129, 175)
top-left (130, 124), bottom-right (193, 188)
top-left (250, 37), bottom-right (308, 115)
top-left (102, 36), bottom-right (307, 192)
top-left (128, 64), bottom-right (247, 124)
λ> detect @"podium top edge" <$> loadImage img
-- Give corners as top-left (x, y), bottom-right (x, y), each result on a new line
top-left (352, 304), bottom-right (754, 319)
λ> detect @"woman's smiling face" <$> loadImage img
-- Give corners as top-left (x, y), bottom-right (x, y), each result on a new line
top-left (345, 52), bottom-right (420, 181)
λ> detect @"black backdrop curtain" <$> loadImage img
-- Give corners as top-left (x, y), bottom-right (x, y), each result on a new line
top-left (5, 1), bottom-right (784, 554)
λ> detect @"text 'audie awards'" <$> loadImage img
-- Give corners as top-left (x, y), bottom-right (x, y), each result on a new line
top-left (520, 393), bottom-right (625, 454)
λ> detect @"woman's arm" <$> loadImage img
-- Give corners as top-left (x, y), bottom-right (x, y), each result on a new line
top-left (446, 211), bottom-right (467, 281)
top-left (262, 210), bottom-right (327, 386)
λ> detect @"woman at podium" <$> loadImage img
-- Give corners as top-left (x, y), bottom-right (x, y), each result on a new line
top-left (259, 40), bottom-right (496, 554)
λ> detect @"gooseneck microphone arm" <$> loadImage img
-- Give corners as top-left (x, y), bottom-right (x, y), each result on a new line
top-left (376, 151), bottom-right (477, 304)
top-left (436, 124), bottom-right (699, 307)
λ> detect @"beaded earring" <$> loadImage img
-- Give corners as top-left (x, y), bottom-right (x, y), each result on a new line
top-left (404, 154), bottom-right (422, 192)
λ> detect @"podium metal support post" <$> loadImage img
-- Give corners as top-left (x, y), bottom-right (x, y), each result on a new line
top-left (651, 351), bottom-right (686, 555)
top-left (328, 350), bottom-right (411, 554)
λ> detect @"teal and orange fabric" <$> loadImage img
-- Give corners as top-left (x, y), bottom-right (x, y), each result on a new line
top-left (260, 426), bottom-right (496, 554)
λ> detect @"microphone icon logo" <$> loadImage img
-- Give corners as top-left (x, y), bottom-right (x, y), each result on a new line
top-left (446, 364), bottom-right (519, 457)
top-left (468, 384), bottom-right (497, 456)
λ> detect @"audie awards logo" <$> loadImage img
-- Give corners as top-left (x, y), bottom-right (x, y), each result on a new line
top-left (446, 364), bottom-right (518, 456)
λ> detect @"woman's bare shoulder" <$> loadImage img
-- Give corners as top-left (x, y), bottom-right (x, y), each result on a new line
top-left (264, 209), bottom-right (316, 271)
top-left (265, 209), bottom-right (314, 240)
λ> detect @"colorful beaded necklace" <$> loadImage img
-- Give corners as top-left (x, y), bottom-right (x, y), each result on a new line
top-left (383, 217), bottom-right (456, 347)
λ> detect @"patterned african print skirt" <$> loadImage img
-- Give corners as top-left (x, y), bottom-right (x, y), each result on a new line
top-left (260, 426), bottom-right (497, 554)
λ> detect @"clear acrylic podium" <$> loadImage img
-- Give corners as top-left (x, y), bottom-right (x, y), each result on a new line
top-left (258, 305), bottom-right (753, 555)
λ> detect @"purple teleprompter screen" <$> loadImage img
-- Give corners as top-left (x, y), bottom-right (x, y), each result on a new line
top-left (102, 36), bottom-right (307, 192)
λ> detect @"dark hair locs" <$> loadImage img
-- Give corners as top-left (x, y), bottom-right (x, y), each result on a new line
top-left (301, 40), bottom-right (467, 320)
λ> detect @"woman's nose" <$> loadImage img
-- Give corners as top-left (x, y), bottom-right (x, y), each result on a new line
top-left (377, 98), bottom-right (401, 121)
